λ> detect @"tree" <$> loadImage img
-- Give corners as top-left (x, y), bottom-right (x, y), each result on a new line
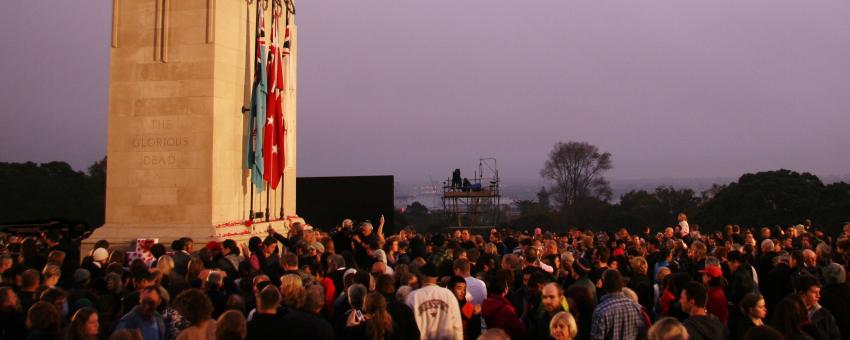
top-left (540, 141), bottom-right (613, 207)
top-left (536, 186), bottom-right (551, 210)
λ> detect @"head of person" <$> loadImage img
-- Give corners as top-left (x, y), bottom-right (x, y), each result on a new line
top-left (740, 293), bottom-right (767, 320)
top-left (216, 310), bottom-right (247, 340)
top-left (823, 263), bottom-right (847, 286)
top-left (542, 282), bottom-right (565, 314)
top-left (478, 329), bottom-right (511, 340)
top-left (700, 265), bottom-right (723, 287)
top-left (679, 281), bottom-right (707, 314)
top-left (41, 264), bottom-right (61, 287)
top-left (26, 301), bottom-right (61, 333)
top-left (742, 325), bottom-right (785, 340)
top-left (360, 222), bottom-right (373, 237)
top-left (549, 311), bottom-right (577, 340)
top-left (173, 289), bottom-right (213, 326)
top-left (795, 275), bottom-right (821, 309)
top-left (600, 269), bottom-right (623, 294)
top-left (303, 284), bottom-right (325, 315)
top-left (348, 284), bottom-right (368, 310)
top-left (448, 276), bottom-right (467, 302)
top-left (727, 250), bottom-right (745, 272)
top-left (279, 274), bottom-right (306, 309)
top-left (69, 307), bottom-right (99, 339)
top-left (138, 286), bottom-right (162, 319)
top-left (647, 317), bottom-right (689, 340)
top-left (770, 296), bottom-right (809, 337)
top-left (257, 285), bottom-right (281, 313)
top-left (0, 287), bottom-right (20, 312)
top-left (453, 258), bottom-right (471, 277)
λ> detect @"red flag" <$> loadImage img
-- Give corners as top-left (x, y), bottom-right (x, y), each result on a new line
top-left (263, 7), bottom-right (285, 189)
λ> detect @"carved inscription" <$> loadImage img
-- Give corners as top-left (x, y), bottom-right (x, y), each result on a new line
top-left (132, 118), bottom-right (189, 169)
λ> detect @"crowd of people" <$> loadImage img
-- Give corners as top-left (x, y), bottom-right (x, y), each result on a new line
top-left (1, 213), bottom-right (849, 340)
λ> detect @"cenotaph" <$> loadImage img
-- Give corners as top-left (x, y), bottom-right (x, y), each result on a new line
top-left (84, 0), bottom-right (298, 251)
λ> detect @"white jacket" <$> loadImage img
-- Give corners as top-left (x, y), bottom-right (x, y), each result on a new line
top-left (406, 284), bottom-right (464, 340)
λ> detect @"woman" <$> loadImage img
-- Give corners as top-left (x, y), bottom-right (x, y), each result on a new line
top-left (173, 289), bottom-right (216, 340)
top-left (216, 310), bottom-right (247, 340)
top-left (647, 317), bottom-right (689, 340)
top-left (549, 311), bottom-right (578, 340)
top-left (734, 293), bottom-right (767, 339)
top-left (67, 307), bottom-right (99, 340)
top-left (770, 296), bottom-right (814, 340)
top-left (344, 292), bottom-right (395, 340)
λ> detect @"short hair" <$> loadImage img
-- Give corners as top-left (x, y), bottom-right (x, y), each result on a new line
top-left (347, 284), bottom-right (368, 309)
top-left (27, 301), bottom-right (61, 331)
top-left (216, 310), bottom-right (247, 340)
top-left (682, 281), bottom-right (708, 308)
top-left (302, 284), bottom-right (325, 312)
top-left (222, 239), bottom-right (240, 256)
top-left (171, 239), bottom-right (184, 251)
top-left (549, 311), bottom-right (578, 338)
top-left (39, 287), bottom-right (67, 304)
top-left (42, 264), bottom-right (61, 280)
top-left (795, 275), bottom-right (821, 293)
top-left (22, 269), bottom-right (40, 288)
top-left (258, 285), bottom-right (281, 310)
top-left (648, 317), bottom-right (689, 340)
top-left (174, 289), bottom-right (213, 326)
top-left (594, 246), bottom-right (611, 262)
top-left (453, 258), bottom-right (471, 274)
top-left (740, 293), bottom-right (764, 313)
top-left (282, 253), bottom-right (298, 268)
top-left (601, 269), bottom-right (623, 293)
top-left (478, 328), bottom-right (511, 340)
top-left (376, 274), bottom-right (395, 296)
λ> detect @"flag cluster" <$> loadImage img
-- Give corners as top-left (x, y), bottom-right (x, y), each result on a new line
top-left (246, 4), bottom-right (291, 192)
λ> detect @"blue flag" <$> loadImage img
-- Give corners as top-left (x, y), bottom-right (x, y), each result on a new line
top-left (245, 6), bottom-right (268, 192)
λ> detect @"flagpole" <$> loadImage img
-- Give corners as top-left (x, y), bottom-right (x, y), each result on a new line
top-left (248, 0), bottom-right (259, 223)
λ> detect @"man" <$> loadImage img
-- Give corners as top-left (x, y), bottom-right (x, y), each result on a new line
top-left (726, 250), bottom-right (755, 305)
top-left (481, 277), bottom-right (526, 340)
top-left (820, 263), bottom-right (850, 340)
top-left (332, 219), bottom-right (355, 254)
top-left (121, 270), bottom-right (157, 316)
top-left (16, 269), bottom-right (40, 312)
top-left (680, 281), bottom-right (728, 340)
top-left (171, 238), bottom-right (193, 275)
top-left (590, 246), bottom-right (610, 284)
top-left (406, 262), bottom-right (463, 340)
top-left (454, 258), bottom-right (487, 305)
top-left (281, 285), bottom-right (334, 340)
top-left (247, 285), bottom-right (286, 340)
top-left (797, 275), bottom-right (841, 340)
top-left (529, 282), bottom-right (569, 340)
top-left (0, 286), bottom-right (27, 340)
top-left (115, 286), bottom-right (166, 340)
top-left (590, 269), bottom-right (645, 340)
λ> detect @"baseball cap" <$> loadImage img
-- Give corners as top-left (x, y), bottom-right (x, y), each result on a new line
top-left (699, 265), bottom-right (723, 278)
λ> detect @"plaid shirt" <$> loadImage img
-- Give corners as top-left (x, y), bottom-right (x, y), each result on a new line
top-left (591, 292), bottom-right (645, 340)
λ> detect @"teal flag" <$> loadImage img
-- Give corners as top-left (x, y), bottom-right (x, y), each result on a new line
top-left (245, 5), bottom-right (268, 193)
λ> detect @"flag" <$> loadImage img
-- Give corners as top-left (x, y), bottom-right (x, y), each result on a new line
top-left (263, 7), bottom-right (284, 189)
top-left (245, 4), bottom-right (267, 192)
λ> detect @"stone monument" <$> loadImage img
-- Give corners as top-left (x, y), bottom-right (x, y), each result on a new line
top-left (85, 0), bottom-right (298, 252)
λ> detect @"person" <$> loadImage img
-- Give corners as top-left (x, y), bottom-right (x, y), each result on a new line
top-left (0, 286), bottom-right (28, 340)
top-left (819, 263), bottom-right (850, 340)
top-left (549, 311), bottom-right (578, 340)
top-left (677, 213), bottom-right (690, 238)
top-left (478, 329), bottom-right (511, 340)
top-left (246, 286), bottom-right (285, 340)
top-left (406, 263), bottom-right (463, 340)
top-left (67, 307), bottom-right (99, 340)
top-left (114, 287), bottom-right (167, 340)
top-left (172, 289), bottom-right (217, 340)
top-left (343, 292), bottom-right (395, 340)
top-left (375, 274), bottom-right (420, 340)
top-left (216, 310), bottom-right (247, 340)
top-left (679, 282), bottom-right (727, 340)
top-left (454, 258), bottom-right (487, 305)
top-left (530, 282), bottom-right (570, 340)
top-left (796, 275), bottom-right (841, 340)
top-left (734, 293), bottom-right (767, 340)
top-left (448, 275), bottom-right (481, 340)
top-left (26, 301), bottom-right (62, 340)
top-left (590, 269), bottom-right (645, 340)
top-left (699, 265), bottom-right (727, 325)
top-left (742, 325), bottom-right (785, 340)
top-left (171, 238), bottom-right (193, 276)
top-left (647, 317), bottom-right (688, 340)
top-left (769, 296), bottom-right (814, 340)
top-left (481, 277), bottom-right (525, 340)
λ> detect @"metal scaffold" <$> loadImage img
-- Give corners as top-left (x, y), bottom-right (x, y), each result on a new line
top-left (442, 158), bottom-right (501, 228)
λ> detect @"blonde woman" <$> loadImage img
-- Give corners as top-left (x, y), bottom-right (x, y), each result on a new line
top-left (549, 311), bottom-right (578, 340)
top-left (648, 317), bottom-right (689, 340)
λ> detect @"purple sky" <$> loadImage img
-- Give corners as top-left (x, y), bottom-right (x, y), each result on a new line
top-left (2, 1), bottom-right (850, 183)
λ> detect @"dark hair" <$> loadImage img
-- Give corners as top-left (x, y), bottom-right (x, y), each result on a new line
top-left (742, 325), bottom-right (784, 340)
top-left (601, 269), bottom-right (623, 293)
top-left (795, 275), bottom-right (820, 293)
top-left (258, 285), bottom-right (281, 310)
top-left (171, 239), bottom-right (184, 252)
top-left (303, 284), bottom-right (325, 313)
top-left (222, 239), bottom-right (240, 256)
top-left (682, 281), bottom-right (708, 308)
top-left (68, 307), bottom-right (98, 340)
top-left (594, 246), bottom-right (611, 263)
top-left (770, 296), bottom-right (808, 338)
top-left (740, 293), bottom-right (763, 315)
top-left (376, 274), bottom-right (395, 296)
top-left (173, 289), bottom-right (213, 325)
top-left (282, 253), bottom-right (298, 268)
top-left (22, 269), bottom-right (40, 288)
top-left (27, 301), bottom-right (61, 332)
top-left (216, 310), bottom-right (247, 340)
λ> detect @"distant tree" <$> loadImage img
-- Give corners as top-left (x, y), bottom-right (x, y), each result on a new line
top-left (536, 186), bottom-right (551, 210)
top-left (696, 170), bottom-right (827, 229)
top-left (609, 186), bottom-right (702, 230)
top-left (540, 141), bottom-right (613, 207)
top-left (511, 200), bottom-right (554, 231)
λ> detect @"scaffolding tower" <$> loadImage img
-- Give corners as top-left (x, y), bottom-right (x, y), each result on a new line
top-left (442, 158), bottom-right (501, 228)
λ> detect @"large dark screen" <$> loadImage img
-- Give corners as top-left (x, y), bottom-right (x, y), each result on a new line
top-left (296, 176), bottom-right (394, 233)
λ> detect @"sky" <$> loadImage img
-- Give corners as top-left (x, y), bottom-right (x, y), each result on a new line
top-left (2, 0), bottom-right (849, 184)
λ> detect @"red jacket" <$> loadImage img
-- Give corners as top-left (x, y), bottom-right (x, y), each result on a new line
top-left (706, 286), bottom-right (728, 325)
top-left (481, 295), bottom-right (526, 340)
